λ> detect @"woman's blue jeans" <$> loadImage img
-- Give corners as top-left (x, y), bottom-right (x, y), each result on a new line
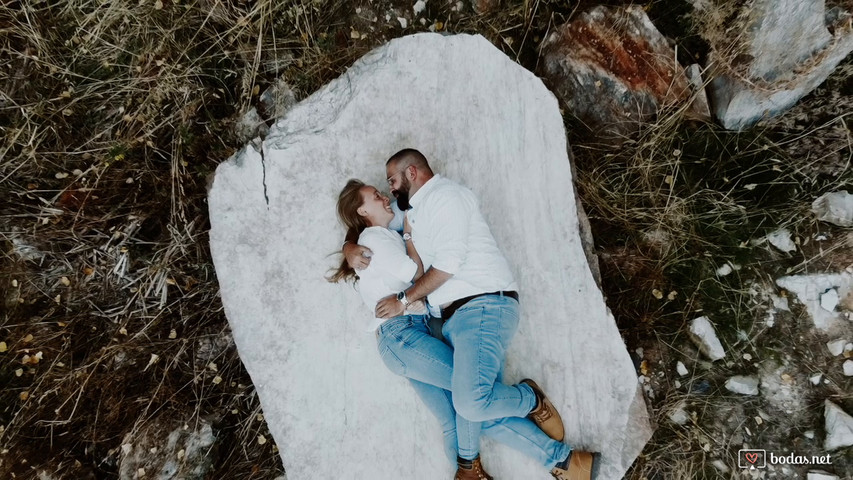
top-left (376, 313), bottom-right (569, 468)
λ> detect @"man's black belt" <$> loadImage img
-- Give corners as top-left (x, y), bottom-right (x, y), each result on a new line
top-left (441, 291), bottom-right (519, 320)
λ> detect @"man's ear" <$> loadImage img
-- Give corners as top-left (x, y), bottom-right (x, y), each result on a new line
top-left (357, 208), bottom-right (367, 217)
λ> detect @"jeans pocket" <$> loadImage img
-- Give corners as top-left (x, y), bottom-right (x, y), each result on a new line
top-left (378, 344), bottom-right (407, 376)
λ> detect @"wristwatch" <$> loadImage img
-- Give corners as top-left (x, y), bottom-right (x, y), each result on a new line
top-left (397, 291), bottom-right (411, 307)
top-left (402, 232), bottom-right (412, 242)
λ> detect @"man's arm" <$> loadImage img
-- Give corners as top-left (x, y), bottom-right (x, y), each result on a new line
top-left (374, 266), bottom-right (452, 319)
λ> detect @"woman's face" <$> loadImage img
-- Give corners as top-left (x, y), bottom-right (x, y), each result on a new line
top-left (358, 185), bottom-right (393, 225)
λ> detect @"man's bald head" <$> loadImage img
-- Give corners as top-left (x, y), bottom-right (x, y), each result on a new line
top-left (385, 149), bottom-right (434, 208)
top-left (386, 148), bottom-right (433, 174)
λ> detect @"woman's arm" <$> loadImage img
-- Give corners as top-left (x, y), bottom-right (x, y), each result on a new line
top-left (403, 214), bottom-right (424, 281)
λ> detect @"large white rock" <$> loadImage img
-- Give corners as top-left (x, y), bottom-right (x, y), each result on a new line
top-left (775, 273), bottom-right (853, 331)
top-left (208, 34), bottom-right (651, 480)
top-left (703, 0), bottom-right (853, 130)
top-left (824, 400), bottom-right (853, 450)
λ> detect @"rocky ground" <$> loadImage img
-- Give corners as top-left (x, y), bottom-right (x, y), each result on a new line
top-left (1, 0), bottom-right (851, 479)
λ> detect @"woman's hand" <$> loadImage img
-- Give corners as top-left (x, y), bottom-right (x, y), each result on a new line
top-left (375, 294), bottom-right (405, 319)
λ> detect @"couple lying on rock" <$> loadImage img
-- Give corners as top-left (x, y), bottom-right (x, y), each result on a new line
top-left (329, 148), bottom-right (600, 480)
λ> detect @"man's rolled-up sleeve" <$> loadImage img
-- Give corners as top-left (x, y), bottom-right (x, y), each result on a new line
top-left (427, 190), bottom-right (472, 275)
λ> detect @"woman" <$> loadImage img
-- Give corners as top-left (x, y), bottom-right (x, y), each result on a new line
top-left (329, 179), bottom-right (492, 479)
top-left (329, 180), bottom-right (586, 480)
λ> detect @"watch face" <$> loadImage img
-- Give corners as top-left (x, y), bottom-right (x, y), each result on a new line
top-left (397, 291), bottom-right (404, 300)
top-left (403, 233), bottom-right (412, 241)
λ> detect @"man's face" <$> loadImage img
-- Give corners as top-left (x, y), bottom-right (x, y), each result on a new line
top-left (386, 162), bottom-right (411, 210)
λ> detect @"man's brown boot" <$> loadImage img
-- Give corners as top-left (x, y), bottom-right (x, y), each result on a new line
top-left (550, 451), bottom-right (600, 480)
top-left (521, 379), bottom-right (565, 441)
top-left (454, 455), bottom-right (493, 480)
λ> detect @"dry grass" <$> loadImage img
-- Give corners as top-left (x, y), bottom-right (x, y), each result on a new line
top-left (1, 0), bottom-right (851, 478)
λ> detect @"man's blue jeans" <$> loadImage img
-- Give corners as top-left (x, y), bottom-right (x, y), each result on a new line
top-left (376, 313), bottom-right (569, 468)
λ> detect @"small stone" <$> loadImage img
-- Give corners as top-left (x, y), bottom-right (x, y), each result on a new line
top-left (688, 316), bottom-right (726, 361)
top-left (725, 375), bottom-right (759, 395)
top-left (258, 434), bottom-right (267, 445)
top-left (212, 375), bottom-right (223, 384)
top-left (60, 276), bottom-right (71, 286)
top-left (121, 443), bottom-right (132, 455)
top-left (771, 294), bottom-right (789, 311)
top-left (676, 361), bottom-right (688, 376)
top-left (674, 379), bottom-right (681, 388)
top-left (138, 467), bottom-right (146, 477)
top-left (804, 430), bottom-right (815, 439)
top-left (177, 448), bottom-right (185, 460)
top-left (821, 288), bottom-right (839, 312)
top-left (810, 374), bottom-right (822, 385)
top-left (711, 459), bottom-right (729, 473)
top-left (825, 400), bottom-right (853, 450)
top-left (413, 0), bottom-right (426, 15)
top-left (843, 360), bottom-right (853, 376)
top-left (812, 191), bottom-right (853, 227)
top-left (743, 353), bottom-right (752, 361)
top-left (168, 329), bottom-right (177, 339)
top-left (766, 228), bottom-right (796, 253)
top-left (754, 416), bottom-right (763, 425)
top-left (716, 263), bottom-right (733, 276)
top-left (807, 471), bottom-right (839, 480)
top-left (634, 347), bottom-right (644, 359)
top-left (827, 339), bottom-right (846, 356)
top-left (668, 401), bottom-right (689, 425)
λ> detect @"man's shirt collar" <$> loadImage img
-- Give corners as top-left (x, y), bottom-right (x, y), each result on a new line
top-left (409, 174), bottom-right (442, 208)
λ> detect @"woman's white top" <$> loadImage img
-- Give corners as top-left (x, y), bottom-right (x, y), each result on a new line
top-left (356, 226), bottom-right (419, 332)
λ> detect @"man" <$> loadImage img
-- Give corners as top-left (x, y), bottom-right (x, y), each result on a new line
top-left (343, 149), bottom-right (598, 480)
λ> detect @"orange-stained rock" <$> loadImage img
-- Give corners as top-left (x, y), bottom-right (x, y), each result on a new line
top-left (541, 6), bottom-right (701, 139)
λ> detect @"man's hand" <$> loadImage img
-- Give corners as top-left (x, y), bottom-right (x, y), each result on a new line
top-left (344, 242), bottom-right (373, 270)
top-left (375, 294), bottom-right (405, 319)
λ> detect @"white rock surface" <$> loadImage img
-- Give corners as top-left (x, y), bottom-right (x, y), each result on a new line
top-left (827, 339), bottom-right (847, 356)
top-left (688, 316), bottom-right (726, 361)
top-left (776, 273), bottom-right (853, 331)
top-left (725, 375), bottom-right (759, 395)
top-left (208, 34), bottom-right (651, 480)
top-left (676, 361), bottom-right (688, 377)
top-left (704, 0), bottom-right (853, 130)
top-left (812, 191), bottom-right (853, 227)
top-left (844, 360), bottom-right (853, 376)
top-left (766, 228), bottom-right (796, 253)
top-left (824, 400), bottom-right (853, 450)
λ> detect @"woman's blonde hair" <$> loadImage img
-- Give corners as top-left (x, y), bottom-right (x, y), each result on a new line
top-left (327, 179), bottom-right (369, 284)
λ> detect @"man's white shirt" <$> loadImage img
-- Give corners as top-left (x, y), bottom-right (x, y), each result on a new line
top-left (407, 174), bottom-right (518, 306)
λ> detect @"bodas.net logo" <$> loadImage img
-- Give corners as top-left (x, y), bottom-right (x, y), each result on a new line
top-left (738, 449), bottom-right (766, 469)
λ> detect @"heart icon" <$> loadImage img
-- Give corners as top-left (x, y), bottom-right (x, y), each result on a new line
top-left (745, 452), bottom-right (759, 464)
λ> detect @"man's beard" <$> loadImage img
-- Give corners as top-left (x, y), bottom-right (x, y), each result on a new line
top-left (393, 177), bottom-right (411, 210)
